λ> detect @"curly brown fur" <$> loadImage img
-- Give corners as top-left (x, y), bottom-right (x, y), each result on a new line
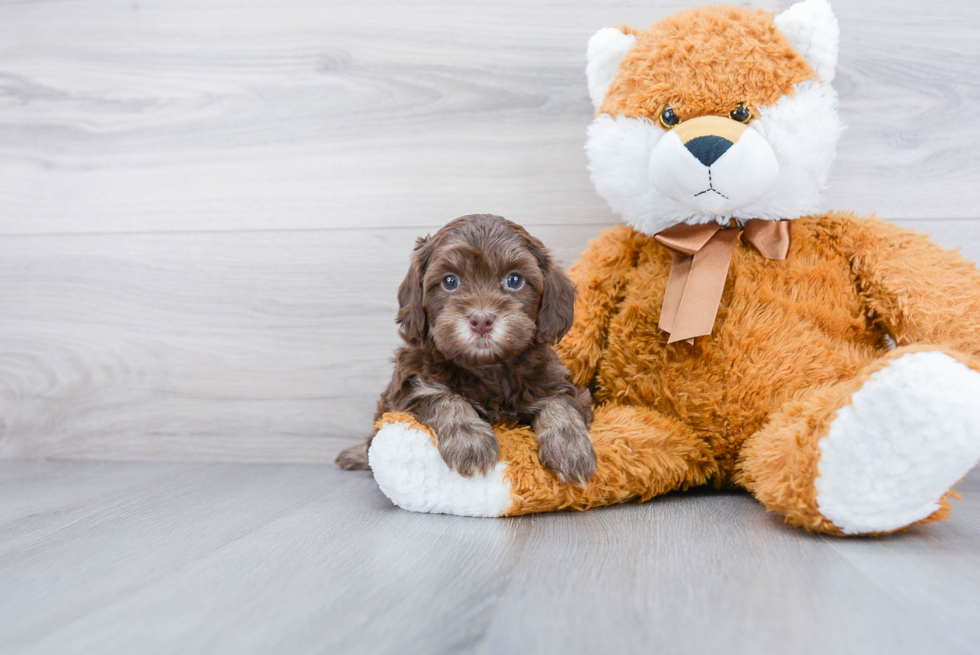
top-left (336, 214), bottom-right (595, 482)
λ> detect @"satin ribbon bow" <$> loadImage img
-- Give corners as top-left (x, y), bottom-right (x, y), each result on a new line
top-left (654, 219), bottom-right (792, 344)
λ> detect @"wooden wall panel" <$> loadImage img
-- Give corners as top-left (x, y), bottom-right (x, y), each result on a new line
top-left (0, 1), bottom-right (977, 235)
top-left (0, 219), bottom-right (976, 462)
top-left (0, 0), bottom-right (978, 461)
top-left (0, 224), bottom-right (600, 461)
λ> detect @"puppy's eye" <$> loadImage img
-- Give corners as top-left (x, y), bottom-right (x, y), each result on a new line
top-left (442, 275), bottom-right (459, 291)
top-left (660, 105), bottom-right (680, 128)
top-left (730, 104), bottom-right (752, 123)
top-left (505, 273), bottom-right (524, 290)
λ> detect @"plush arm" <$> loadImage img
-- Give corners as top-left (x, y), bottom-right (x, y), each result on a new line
top-left (837, 213), bottom-right (980, 357)
top-left (554, 225), bottom-right (644, 387)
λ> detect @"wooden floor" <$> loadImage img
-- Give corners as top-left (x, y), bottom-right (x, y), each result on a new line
top-left (1, 461), bottom-right (978, 655)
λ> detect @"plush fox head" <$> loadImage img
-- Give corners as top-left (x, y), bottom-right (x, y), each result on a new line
top-left (586, 0), bottom-right (844, 235)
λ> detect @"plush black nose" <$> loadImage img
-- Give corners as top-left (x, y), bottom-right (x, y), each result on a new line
top-left (684, 135), bottom-right (734, 167)
top-left (468, 311), bottom-right (495, 336)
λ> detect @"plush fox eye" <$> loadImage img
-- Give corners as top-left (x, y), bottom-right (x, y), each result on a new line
top-left (442, 275), bottom-right (459, 291)
top-left (659, 106), bottom-right (680, 128)
top-left (730, 104), bottom-right (752, 123)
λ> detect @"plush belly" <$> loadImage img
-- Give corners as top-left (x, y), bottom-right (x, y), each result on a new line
top-left (595, 228), bottom-right (885, 446)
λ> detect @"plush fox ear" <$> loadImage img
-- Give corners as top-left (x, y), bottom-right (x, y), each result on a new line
top-left (586, 26), bottom-right (637, 110)
top-left (774, 0), bottom-right (840, 83)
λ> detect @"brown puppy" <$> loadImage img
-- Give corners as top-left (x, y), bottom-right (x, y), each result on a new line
top-left (336, 214), bottom-right (596, 484)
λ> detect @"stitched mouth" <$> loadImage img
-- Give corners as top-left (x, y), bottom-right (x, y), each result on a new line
top-left (694, 187), bottom-right (728, 199)
top-left (693, 169), bottom-right (728, 200)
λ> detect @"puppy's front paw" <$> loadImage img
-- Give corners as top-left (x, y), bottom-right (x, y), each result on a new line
top-left (437, 420), bottom-right (500, 478)
top-left (537, 421), bottom-right (597, 487)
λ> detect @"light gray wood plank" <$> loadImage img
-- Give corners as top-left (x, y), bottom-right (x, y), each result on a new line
top-left (0, 0), bottom-right (977, 235)
top-left (1, 219), bottom-right (978, 463)
top-left (823, 474), bottom-right (980, 655)
top-left (0, 460), bottom-right (205, 525)
top-left (2, 460), bottom-right (977, 655)
top-left (0, 461), bottom-right (357, 651)
top-left (0, 223), bottom-right (599, 462)
top-left (476, 496), bottom-right (962, 655)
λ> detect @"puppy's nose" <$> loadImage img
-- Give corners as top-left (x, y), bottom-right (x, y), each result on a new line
top-left (468, 311), bottom-right (495, 336)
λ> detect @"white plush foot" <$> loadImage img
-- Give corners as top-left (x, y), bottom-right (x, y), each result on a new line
top-left (368, 421), bottom-right (514, 517)
top-left (816, 352), bottom-right (980, 535)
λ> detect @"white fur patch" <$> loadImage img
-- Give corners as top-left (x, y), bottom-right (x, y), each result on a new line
top-left (774, 0), bottom-right (840, 83)
top-left (738, 80), bottom-right (844, 219)
top-left (815, 352), bottom-right (980, 535)
top-left (586, 27), bottom-right (637, 110)
top-left (649, 128), bottom-right (779, 216)
top-left (585, 80), bottom-right (844, 235)
top-left (368, 421), bottom-right (514, 517)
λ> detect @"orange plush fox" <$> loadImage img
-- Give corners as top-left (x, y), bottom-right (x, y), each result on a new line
top-left (367, 0), bottom-right (980, 535)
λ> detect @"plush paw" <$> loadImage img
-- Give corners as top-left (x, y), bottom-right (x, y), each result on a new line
top-left (815, 351), bottom-right (980, 534)
top-left (437, 420), bottom-right (500, 478)
top-left (368, 419), bottom-right (513, 517)
top-left (537, 422), bottom-right (597, 487)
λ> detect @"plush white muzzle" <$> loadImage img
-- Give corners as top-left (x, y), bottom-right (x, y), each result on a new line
top-left (649, 122), bottom-right (779, 217)
top-left (586, 80), bottom-right (844, 236)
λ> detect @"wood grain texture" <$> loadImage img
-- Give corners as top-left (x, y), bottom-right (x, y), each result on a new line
top-left (1, 0), bottom-right (980, 461)
top-left (0, 223), bottom-right (600, 461)
top-left (1, 219), bottom-right (977, 462)
top-left (1, 460), bottom-right (977, 654)
top-left (0, 0), bottom-right (978, 236)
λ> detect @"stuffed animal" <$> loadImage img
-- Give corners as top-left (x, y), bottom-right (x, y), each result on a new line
top-left (366, 0), bottom-right (980, 535)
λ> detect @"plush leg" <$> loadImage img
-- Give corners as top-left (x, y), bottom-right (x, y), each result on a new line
top-left (369, 403), bottom-right (716, 517)
top-left (738, 346), bottom-right (980, 535)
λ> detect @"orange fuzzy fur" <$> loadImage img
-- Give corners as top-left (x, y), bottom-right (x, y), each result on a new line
top-left (600, 5), bottom-right (813, 120)
top-left (737, 345), bottom-right (980, 534)
top-left (550, 213), bottom-right (980, 532)
top-left (379, 212), bottom-right (980, 533)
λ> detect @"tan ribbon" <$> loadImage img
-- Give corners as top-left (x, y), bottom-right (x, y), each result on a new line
top-left (654, 219), bottom-right (792, 344)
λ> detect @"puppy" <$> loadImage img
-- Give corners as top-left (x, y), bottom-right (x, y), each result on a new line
top-left (336, 214), bottom-right (596, 485)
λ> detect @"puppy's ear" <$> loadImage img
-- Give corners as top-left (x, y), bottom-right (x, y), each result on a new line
top-left (532, 242), bottom-right (577, 345)
top-left (396, 235), bottom-right (434, 345)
